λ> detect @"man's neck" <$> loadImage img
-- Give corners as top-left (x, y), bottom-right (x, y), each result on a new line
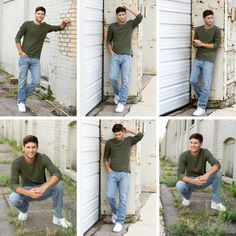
top-left (204, 24), bottom-right (214, 29)
top-left (34, 19), bottom-right (41, 25)
top-left (118, 21), bottom-right (126, 25)
top-left (24, 155), bottom-right (36, 165)
top-left (190, 150), bottom-right (200, 157)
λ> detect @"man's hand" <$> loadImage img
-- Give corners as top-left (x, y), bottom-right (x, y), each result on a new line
top-left (36, 183), bottom-right (49, 195)
top-left (109, 50), bottom-right (116, 56)
top-left (123, 4), bottom-right (131, 11)
top-left (192, 177), bottom-right (207, 186)
top-left (193, 39), bottom-right (202, 47)
top-left (27, 188), bottom-right (43, 199)
top-left (106, 167), bottom-right (113, 174)
top-left (122, 4), bottom-right (139, 16)
top-left (19, 51), bottom-right (28, 57)
top-left (63, 18), bottom-right (71, 24)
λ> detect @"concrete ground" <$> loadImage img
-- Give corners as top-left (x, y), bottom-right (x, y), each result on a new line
top-left (0, 142), bottom-right (76, 236)
top-left (88, 75), bottom-right (156, 116)
top-left (168, 103), bottom-right (236, 117)
top-left (85, 192), bottom-right (156, 236)
top-left (160, 159), bottom-right (236, 235)
top-left (0, 69), bottom-right (73, 116)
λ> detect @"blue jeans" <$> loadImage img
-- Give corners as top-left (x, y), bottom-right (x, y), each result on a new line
top-left (176, 171), bottom-right (222, 203)
top-left (106, 171), bottom-right (130, 224)
top-left (18, 56), bottom-right (41, 104)
top-left (190, 59), bottom-right (214, 109)
top-left (9, 181), bottom-right (64, 219)
top-left (109, 54), bottom-right (132, 105)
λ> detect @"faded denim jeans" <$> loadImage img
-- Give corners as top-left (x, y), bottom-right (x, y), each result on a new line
top-left (190, 59), bottom-right (214, 109)
top-left (109, 54), bottom-right (132, 105)
top-left (106, 171), bottom-right (130, 224)
top-left (18, 56), bottom-right (41, 104)
top-left (176, 171), bottom-right (222, 203)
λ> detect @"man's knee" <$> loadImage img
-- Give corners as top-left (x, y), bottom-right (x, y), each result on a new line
top-left (176, 180), bottom-right (187, 193)
top-left (9, 192), bottom-right (21, 206)
top-left (54, 181), bottom-right (64, 192)
top-left (213, 171), bottom-right (222, 180)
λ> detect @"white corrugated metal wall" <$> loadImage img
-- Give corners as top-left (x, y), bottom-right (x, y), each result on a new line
top-left (80, 0), bottom-right (103, 115)
top-left (80, 120), bottom-right (100, 234)
top-left (159, 0), bottom-right (191, 115)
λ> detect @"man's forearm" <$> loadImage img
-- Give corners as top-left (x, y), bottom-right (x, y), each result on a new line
top-left (16, 43), bottom-right (23, 54)
top-left (104, 160), bottom-right (112, 172)
top-left (16, 186), bottom-right (30, 196)
top-left (44, 175), bottom-right (59, 188)
top-left (205, 165), bottom-right (219, 176)
top-left (182, 176), bottom-right (195, 184)
top-left (125, 5), bottom-right (140, 16)
top-left (125, 128), bottom-right (139, 135)
top-left (201, 42), bottom-right (214, 49)
top-left (107, 43), bottom-right (115, 55)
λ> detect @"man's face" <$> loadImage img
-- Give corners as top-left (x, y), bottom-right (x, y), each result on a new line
top-left (204, 14), bottom-right (214, 27)
top-left (23, 142), bottom-right (38, 160)
top-left (114, 131), bottom-right (124, 141)
top-left (189, 138), bottom-right (202, 153)
top-left (35, 10), bottom-right (45, 23)
top-left (117, 12), bottom-right (126, 23)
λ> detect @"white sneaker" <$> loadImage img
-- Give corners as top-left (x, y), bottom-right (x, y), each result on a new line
top-left (193, 107), bottom-right (205, 116)
top-left (113, 222), bottom-right (122, 232)
top-left (115, 103), bottom-right (124, 113)
top-left (182, 197), bottom-right (191, 207)
top-left (53, 215), bottom-right (72, 228)
top-left (114, 94), bottom-right (119, 105)
top-left (18, 211), bottom-right (28, 221)
top-left (111, 213), bottom-right (117, 224)
top-left (17, 103), bottom-right (26, 113)
top-left (211, 201), bottom-right (226, 212)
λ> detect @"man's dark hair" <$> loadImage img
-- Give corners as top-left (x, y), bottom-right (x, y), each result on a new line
top-left (35, 6), bottom-right (46, 14)
top-left (203, 10), bottom-right (213, 18)
top-left (112, 124), bottom-right (124, 133)
top-left (23, 135), bottom-right (38, 146)
top-left (189, 133), bottom-right (203, 143)
top-left (116, 7), bottom-right (126, 15)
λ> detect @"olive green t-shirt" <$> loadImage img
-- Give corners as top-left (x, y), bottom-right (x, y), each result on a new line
top-left (194, 25), bottom-right (221, 63)
top-left (15, 21), bottom-right (62, 59)
top-left (177, 148), bottom-right (221, 180)
top-left (11, 153), bottom-right (62, 192)
top-left (107, 14), bottom-right (143, 55)
top-left (103, 132), bottom-right (144, 172)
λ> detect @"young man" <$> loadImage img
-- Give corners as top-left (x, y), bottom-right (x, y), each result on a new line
top-left (176, 133), bottom-right (226, 212)
top-left (9, 135), bottom-right (72, 228)
top-left (104, 124), bottom-right (143, 232)
top-left (15, 6), bottom-right (71, 112)
top-left (106, 5), bottom-right (143, 113)
top-left (190, 10), bottom-right (221, 116)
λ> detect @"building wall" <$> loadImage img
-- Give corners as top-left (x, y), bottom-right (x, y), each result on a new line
top-left (103, 0), bottom-right (143, 103)
top-left (140, 120), bottom-right (156, 192)
top-left (100, 119), bottom-right (143, 221)
top-left (0, 119), bottom-right (77, 180)
top-left (0, 0), bottom-right (76, 107)
top-left (161, 120), bottom-right (236, 181)
top-left (142, 0), bottom-right (156, 75)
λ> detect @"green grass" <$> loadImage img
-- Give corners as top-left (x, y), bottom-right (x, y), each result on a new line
top-left (160, 158), bottom-right (176, 168)
top-left (63, 176), bottom-right (76, 201)
top-left (0, 160), bottom-right (12, 164)
top-left (0, 137), bottom-right (22, 154)
top-left (161, 175), bottom-right (178, 187)
top-left (0, 174), bottom-right (11, 187)
top-left (40, 88), bottom-right (55, 101)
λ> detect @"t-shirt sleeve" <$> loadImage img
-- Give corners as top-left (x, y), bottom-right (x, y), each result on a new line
top-left (48, 24), bottom-right (62, 33)
top-left (130, 132), bottom-right (144, 145)
top-left (103, 141), bottom-right (111, 162)
top-left (106, 25), bottom-right (113, 44)
top-left (10, 159), bottom-right (21, 192)
top-left (213, 27), bottom-right (221, 49)
top-left (205, 149), bottom-right (221, 170)
top-left (131, 14), bottom-right (143, 28)
top-left (177, 153), bottom-right (186, 180)
top-left (15, 22), bottom-right (27, 43)
top-left (43, 155), bottom-right (62, 180)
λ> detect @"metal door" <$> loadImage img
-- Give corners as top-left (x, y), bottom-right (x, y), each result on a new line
top-left (159, 0), bottom-right (191, 115)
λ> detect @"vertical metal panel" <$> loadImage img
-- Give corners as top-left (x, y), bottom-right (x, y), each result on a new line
top-left (159, 0), bottom-right (191, 115)
top-left (81, 120), bottom-right (100, 233)
top-left (80, 0), bottom-right (103, 115)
